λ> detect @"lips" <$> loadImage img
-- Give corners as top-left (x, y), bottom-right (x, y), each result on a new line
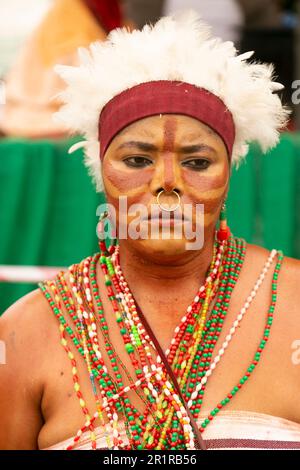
top-left (140, 211), bottom-right (191, 223)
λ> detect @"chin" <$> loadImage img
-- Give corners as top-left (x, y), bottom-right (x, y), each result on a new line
top-left (130, 237), bottom-right (197, 260)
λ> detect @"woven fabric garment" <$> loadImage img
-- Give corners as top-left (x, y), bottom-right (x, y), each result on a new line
top-left (43, 411), bottom-right (300, 450)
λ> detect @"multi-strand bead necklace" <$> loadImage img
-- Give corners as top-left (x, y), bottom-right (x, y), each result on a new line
top-left (39, 233), bottom-right (283, 450)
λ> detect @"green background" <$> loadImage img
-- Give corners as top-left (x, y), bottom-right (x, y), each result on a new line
top-left (0, 134), bottom-right (300, 314)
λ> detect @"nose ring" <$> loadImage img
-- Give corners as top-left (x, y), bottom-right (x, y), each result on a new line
top-left (156, 189), bottom-right (181, 212)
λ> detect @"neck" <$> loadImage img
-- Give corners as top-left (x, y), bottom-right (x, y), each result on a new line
top-left (117, 234), bottom-right (216, 298)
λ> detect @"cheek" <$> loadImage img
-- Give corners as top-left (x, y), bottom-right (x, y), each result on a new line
top-left (182, 164), bottom-right (229, 214)
top-left (102, 158), bottom-right (154, 207)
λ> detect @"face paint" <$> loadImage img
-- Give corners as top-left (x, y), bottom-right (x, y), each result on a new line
top-left (162, 119), bottom-right (178, 192)
top-left (103, 158), bottom-right (153, 195)
top-left (102, 114), bottom-right (230, 250)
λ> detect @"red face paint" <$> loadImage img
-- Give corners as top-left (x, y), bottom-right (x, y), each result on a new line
top-left (182, 165), bottom-right (229, 195)
top-left (103, 158), bottom-right (154, 193)
top-left (161, 118), bottom-right (178, 192)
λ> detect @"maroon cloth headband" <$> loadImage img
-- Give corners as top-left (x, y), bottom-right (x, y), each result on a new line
top-left (98, 80), bottom-right (235, 159)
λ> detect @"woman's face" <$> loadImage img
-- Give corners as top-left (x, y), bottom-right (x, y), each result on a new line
top-left (102, 114), bottom-right (230, 258)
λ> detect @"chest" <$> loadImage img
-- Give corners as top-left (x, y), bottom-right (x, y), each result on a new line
top-left (37, 273), bottom-right (299, 449)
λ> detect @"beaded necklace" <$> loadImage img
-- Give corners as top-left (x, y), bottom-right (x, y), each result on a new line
top-left (39, 233), bottom-right (283, 450)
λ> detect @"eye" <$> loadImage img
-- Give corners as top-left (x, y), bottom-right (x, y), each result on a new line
top-left (181, 158), bottom-right (211, 171)
top-left (123, 156), bottom-right (153, 168)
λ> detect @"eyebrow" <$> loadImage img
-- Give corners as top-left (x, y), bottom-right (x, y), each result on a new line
top-left (179, 144), bottom-right (216, 155)
top-left (117, 141), bottom-right (216, 154)
top-left (117, 141), bottom-right (158, 152)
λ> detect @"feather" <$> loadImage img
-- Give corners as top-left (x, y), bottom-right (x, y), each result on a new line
top-left (54, 11), bottom-right (289, 192)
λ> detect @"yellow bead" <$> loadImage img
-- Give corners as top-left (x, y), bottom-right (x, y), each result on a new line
top-left (61, 339), bottom-right (67, 347)
top-left (68, 352), bottom-right (74, 360)
top-left (72, 366), bottom-right (77, 375)
top-left (74, 383), bottom-right (80, 392)
top-left (79, 398), bottom-right (86, 408)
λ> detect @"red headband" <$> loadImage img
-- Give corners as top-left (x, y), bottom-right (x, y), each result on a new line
top-left (98, 81), bottom-right (235, 159)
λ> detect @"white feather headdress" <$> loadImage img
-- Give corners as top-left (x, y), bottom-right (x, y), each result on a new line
top-left (54, 10), bottom-right (289, 192)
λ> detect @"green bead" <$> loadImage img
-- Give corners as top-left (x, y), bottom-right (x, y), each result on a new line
top-left (125, 343), bottom-right (134, 354)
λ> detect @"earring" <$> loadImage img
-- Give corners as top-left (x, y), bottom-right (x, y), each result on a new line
top-left (216, 200), bottom-right (231, 242)
top-left (97, 210), bottom-right (110, 254)
top-left (97, 210), bottom-right (118, 255)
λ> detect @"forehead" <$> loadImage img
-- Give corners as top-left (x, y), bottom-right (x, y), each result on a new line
top-left (112, 114), bottom-right (223, 146)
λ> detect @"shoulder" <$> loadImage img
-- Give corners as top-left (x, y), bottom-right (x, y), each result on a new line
top-left (245, 242), bottom-right (300, 288)
top-left (244, 241), bottom-right (300, 319)
top-left (0, 288), bottom-right (59, 371)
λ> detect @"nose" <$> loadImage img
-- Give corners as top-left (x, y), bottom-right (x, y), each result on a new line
top-left (150, 154), bottom-right (184, 196)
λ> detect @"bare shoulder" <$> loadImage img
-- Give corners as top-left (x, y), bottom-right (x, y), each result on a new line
top-left (0, 287), bottom-right (58, 449)
top-left (0, 287), bottom-right (58, 350)
top-left (244, 242), bottom-right (300, 324)
top-left (246, 242), bottom-right (300, 293)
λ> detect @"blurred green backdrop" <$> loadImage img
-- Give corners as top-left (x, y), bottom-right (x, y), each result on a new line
top-left (0, 133), bottom-right (300, 314)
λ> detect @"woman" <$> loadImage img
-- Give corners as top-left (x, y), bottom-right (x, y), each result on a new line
top-left (1, 12), bottom-right (300, 450)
